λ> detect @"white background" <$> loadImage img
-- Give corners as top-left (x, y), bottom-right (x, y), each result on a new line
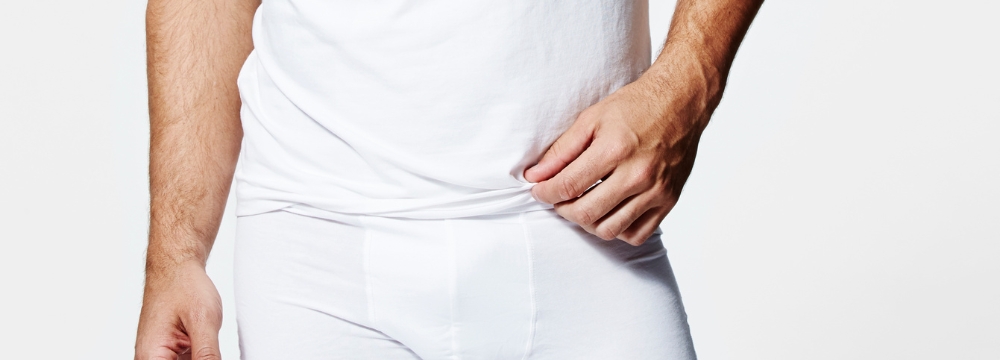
top-left (1, 0), bottom-right (998, 359)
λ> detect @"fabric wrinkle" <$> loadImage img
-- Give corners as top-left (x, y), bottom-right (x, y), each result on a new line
top-left (235, 0), bottom-right (652, 220)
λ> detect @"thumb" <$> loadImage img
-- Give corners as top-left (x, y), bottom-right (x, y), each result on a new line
top-left (183, 310), bottom-right (222, 360)
top-left (524, 116), bottom-right (595, 183)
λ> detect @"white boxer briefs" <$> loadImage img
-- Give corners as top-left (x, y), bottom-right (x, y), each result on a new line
top-left (234, 209), bottom-right (696, 359)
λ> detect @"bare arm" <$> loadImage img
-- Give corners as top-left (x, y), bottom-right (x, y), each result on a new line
top-left (526, 0), bottom-right (764, 244)
top-left (647, 0), bottom-right (764, 129)
top-left (136, 0), bottom-right (259, 358)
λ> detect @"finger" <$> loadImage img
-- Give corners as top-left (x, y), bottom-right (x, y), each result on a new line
top-left (143, 347), bottom-right (183, 360)
top-left (618, 206), bottom-right (671, 246)
top-left (523, 117), bottom-right (595, 183)
top-left (590, 190), bottom-right (660, 241)
top-left (531, 136), bottom-right (624, 204)
top-left (554, 167), bottom-right (650, 228)
top-left (135, 313), bottom-right (190, 360)
top-left (183, 309), bottom-right (222, 360)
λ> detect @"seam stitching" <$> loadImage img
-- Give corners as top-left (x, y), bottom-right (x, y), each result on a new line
top-left (360, 215), bottom-right (377, 327)
top-left (519, 212), bottom-right (537, 360)
top-left (446, 219), bottom-right (461, 360)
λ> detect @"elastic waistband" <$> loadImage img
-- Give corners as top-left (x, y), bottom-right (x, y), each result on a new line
top-left (275, 202), bottom-right (568, 227)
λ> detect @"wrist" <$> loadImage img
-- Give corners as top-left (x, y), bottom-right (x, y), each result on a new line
top-left (145, 254), bottom-right (206, 276)
top-left (144, 235), bottom-right (212, 281)
top-left (638, 54), bottom-right (723, 131)
top-left (143, 258), bottom-right (208, 296)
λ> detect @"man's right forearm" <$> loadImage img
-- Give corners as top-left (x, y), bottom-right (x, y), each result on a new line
top-left (145, 0), bottom-right (259, 274)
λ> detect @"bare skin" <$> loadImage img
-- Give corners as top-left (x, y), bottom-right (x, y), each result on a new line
top-left (526, 0), bottom-right (764, 246)
top-left (136, 0), bottom-right (762, 358)
top-left (135, 0), bottom-right (259, 359)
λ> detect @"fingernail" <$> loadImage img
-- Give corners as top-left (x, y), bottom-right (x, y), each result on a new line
top-left (530, 187), bottom-right (542, 203)
top-left (524, 167), bottom-right (535, 177)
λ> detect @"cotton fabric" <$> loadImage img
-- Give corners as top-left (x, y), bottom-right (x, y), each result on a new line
top-left (235, 209), bottom-right (696, 359)
top-left (234, 0), bottom-right (653, 219)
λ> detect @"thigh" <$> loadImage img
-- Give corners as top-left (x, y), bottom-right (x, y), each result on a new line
top-left (234, 210), bottom-right (421, 360)
top-left (522, 210), bottom-right (696, 360)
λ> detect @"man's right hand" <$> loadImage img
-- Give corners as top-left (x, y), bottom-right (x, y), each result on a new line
top-left (135, 262), bottom-right (223, 360)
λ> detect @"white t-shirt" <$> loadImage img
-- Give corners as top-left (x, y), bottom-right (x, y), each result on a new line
top-left (235, 0), bottom-right (652, 220)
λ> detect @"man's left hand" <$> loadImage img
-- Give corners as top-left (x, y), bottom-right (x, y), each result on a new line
top-left (524, 71), bottom-right (712, 246)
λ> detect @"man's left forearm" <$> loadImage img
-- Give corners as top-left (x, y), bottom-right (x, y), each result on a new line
top-left (643, 0), bottom-right (765, 129)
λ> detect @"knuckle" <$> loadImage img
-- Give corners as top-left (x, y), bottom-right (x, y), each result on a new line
top-left (627, 236), bottom-right (647, 246)
top-left (548, 140), bottom-right (567, 160)
top-left (637, 163), bottom-right (657, 182)
top-left (573, 207), bottom-right (598, 225)
top-left (606, 216), bottom-right (636, 242)
top-left (604, 143), bottom-right (629, 162)
top-left (627, 167), bottom-right (655, 189)
top-left (649, 181), bottom-right (670, 200)
top-left (193, 349), bottom-right (221, 360)
top-left (619, 230), bottom-right (647, 246)
top-left (595, 225), bottom-right (619, 241)
top-left (556, 180), bottom-right (581, 201)
top-left (578, 106), bottom-right (599, 122)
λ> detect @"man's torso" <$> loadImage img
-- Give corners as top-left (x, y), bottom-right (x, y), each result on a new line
top-left (235, 0), bottom-right (652, 219)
